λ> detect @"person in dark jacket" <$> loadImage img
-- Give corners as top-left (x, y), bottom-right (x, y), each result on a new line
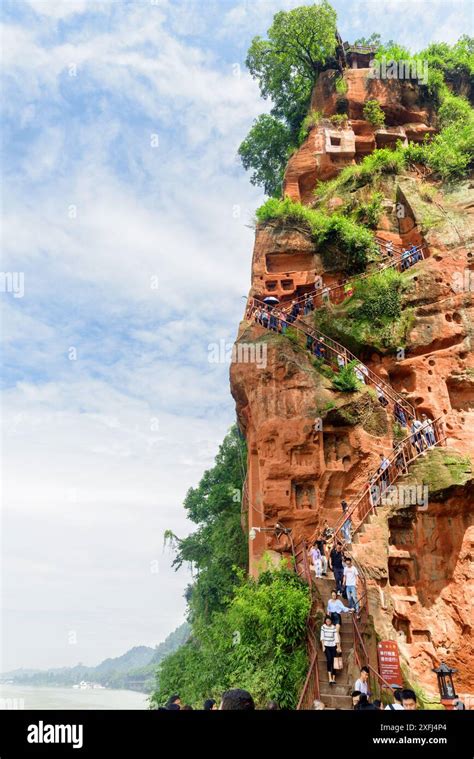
top-left (329, 543), bottom-right (345, 593)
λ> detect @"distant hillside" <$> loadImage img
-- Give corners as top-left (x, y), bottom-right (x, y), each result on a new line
top-left (1, 623), bottom-right (190, 694)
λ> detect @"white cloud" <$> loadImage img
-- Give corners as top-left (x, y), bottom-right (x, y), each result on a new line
top-left (25, 0), bottom-right (92, 18)
top-left (1, 0), bottom-right (262, 671)
top-left (2, 0), bottom-right (470, 673)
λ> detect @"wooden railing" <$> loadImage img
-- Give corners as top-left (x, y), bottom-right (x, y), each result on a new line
top-left (331, 415), bottom-right (445, 543)
top-left (245, 296), bottom-right (416, 421)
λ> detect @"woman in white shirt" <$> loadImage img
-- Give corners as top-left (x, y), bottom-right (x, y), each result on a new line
top-left (320, 615), bottom-right (340, 684)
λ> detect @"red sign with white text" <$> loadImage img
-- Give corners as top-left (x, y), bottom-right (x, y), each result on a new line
top-left (377, 640), bottom-right (403, 688)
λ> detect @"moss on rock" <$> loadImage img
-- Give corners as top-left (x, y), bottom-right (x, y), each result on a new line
top-left (399, 448), bottom-right (472, 496)
top-left (324, 390), bottom-right (389, 436)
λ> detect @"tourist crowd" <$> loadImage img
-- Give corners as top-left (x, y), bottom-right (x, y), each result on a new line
top-left (249, 298), bottom-right (440, 457)
top-left (158, 685), bottom-right (431, 711)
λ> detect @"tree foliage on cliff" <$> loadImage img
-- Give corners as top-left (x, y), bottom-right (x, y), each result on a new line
top-left (313, 268), bottom-right (412, 355)
top-left (165, 425), bottom-right (248, 623)
top-left (375, 36), bottom-right (474, 103)
top-left (312, 88), bottom-right (474, 188)
top-left (255, 196), bottom-right (377, 273)
top-left (151, 566), bottom-right (310, 709)
top-left (238, 114), bottom-right (293, 197)
top-left (404, 92), bottom-right (474, 181)
top-left (238, 1), bottom-right (338, 196)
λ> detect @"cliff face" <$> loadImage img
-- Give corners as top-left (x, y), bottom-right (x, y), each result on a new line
top-left (231, 64), bottom-right (473, 699)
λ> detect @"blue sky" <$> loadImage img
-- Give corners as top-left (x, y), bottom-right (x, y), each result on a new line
top-left (1, 0), bottom-right (472, 671)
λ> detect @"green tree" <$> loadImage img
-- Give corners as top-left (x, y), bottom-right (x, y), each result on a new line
top-left (246, 2), bottom-right (338, 129)
top-left (238, 114), bottom-right (292, 197)
top-left (164, 426), bottom-right (248, 622)
top-left (353, 33), bottom-right (381, 47)
top-left (239, 1), bottom-right (339, 194)
top-left (151, 566), bottom-right (310, 709)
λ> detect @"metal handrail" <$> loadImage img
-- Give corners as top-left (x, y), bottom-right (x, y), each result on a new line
top-left (294, 540), bottom-right (322, 709)
top-left (351, 615), bottom-right (395, 700)
top-left (331, 415), bottom-right (445, 542)
top-left (279, 245), bottom-right (425, 314)
top-left (246, 295), bottom-right (416, 420)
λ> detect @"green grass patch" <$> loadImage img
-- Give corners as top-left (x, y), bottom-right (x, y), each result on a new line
top-left (331, 359), bottom-right (362, 392)
top-left (312, 269), bottom-right (415, 355)
top-left (314, 147), bottom-right (407, 202)
top-left (402, 449), bottom-right (472, 495)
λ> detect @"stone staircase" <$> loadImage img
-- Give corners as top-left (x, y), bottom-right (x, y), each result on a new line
top-left (351, 508), bottom-right (387, 544)
top-left (311, 575), bottom-right (354, 710)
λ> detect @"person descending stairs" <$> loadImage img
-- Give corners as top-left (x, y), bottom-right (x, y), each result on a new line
top-left (314, 576), bottom-right (354, 710)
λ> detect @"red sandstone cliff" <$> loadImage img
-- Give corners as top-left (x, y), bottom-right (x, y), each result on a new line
top-left (231, 64), bottom-right (473, 701)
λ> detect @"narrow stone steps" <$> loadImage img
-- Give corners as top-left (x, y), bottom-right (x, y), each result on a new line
top-left (317, 693), bottom-right (353, 709)
top-left (319, 684), bottom-right (350, 697)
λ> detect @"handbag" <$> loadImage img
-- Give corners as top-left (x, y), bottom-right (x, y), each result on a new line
top-left (333, 651), bottom-right (343, 670)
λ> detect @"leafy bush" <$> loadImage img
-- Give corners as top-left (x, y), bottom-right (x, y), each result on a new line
top-left (256, 197), bottom-right (378, 273)
top-left (330, 113), bottom-right (349, 127)
top-left (151, 566), bottom-right (311, 709)
top-left (363, 99), bottom-right (385, 128)
top-left (331, 360), bottom-right (362, 392)
top-left (421, 119), bottom-right (474, 181)
top-left (335, 75), bottom-right (348, 94)
top-left (297, 110), bottom-right (323, 145)
top-left (374, 43), bottom-right (412, 63)
top-left (438, 93), bottom-right (472, 128)
top-left (353, 191), bottom-right (384, 228)
top-left (404, 140), bottom-right (429, 166)
top-left (353, 268), bottom-right (403, 322)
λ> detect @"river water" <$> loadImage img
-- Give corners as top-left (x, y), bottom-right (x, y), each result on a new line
top-left (0, 684), bottom-right (149, 710)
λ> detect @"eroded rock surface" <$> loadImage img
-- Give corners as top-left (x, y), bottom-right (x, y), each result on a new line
top-left (231, 63), bottom-right (473, 700)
